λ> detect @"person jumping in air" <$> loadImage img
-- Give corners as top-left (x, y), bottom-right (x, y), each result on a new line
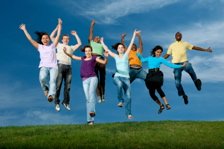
top-left (19, 18), bottom-right (62, 103)
top-left (121, 32), bottom-right (147, 83)
top-left (63, 45), bottom-right (108, 125)
top-left (100, 30), bottom-right (139, 120)
top-left (137, 45), bottom-right (184, 114)
top-left (51, 26), bottom-right (82, 112)
top-left (164, 32), bottom-right (212, 104)
top-left (88, 20), bottom-right (106, 103)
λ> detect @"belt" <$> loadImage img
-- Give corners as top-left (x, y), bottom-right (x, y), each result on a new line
top-left (148, 68), bottom-right (160, 72)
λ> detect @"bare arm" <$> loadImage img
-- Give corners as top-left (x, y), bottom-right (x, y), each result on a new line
top-left (50, 24), bottom-right (58, 42)
top-left (96, 52), bottom-right (108, 64)
top-left (63, 47), bottom-right (81, 61)
top-left (125, 30), bottom-right (138, 55)
top-left (192, 46), bottom-right (212, 52)
top-left (88, 20), bottom-right (95, 42)
top-left (121, 33), bottom-right (126, 45)
top-left (19, 24), bottom-right (39, 49)
top-left (71, 31), bottom-right (82, 51)
top-left (163, 54), bottom-right (170, 59)
top-left (52, 18), bottom-right (62, 47)
top-left (100, 37), bottom-right (116, 58)
top-left (136, 32), bottom-right (143, 53)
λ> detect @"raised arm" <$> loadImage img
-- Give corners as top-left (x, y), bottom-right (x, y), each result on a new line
top-left (125, 30), bottom-right (138, 55)
top-left (121, 33), bottom-right (126, 45)
top-left (136, 32), bottom-right (143, 53)
top-left (100, 37), bottom-right (116, 58)
top-left (71, 31), bottom-right (82, 51)
top-left (50, 25), bottom-right (58, 42)
top-left (19, 24), bottom-right (39, 49)
top-left (52, 18), bottom-right (62, 47)
top-left (192, 46), bottom-right (212, 53)
top-left (88, 20), bottom-right (95, 42)
top-left (63, 47), bottom-right (81, 61)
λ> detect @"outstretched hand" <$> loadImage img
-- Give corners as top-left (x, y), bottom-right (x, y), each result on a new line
top-left (207, 47), bottom-right (212, 52)
top-left (100, 37), bottom-right (104, 43)
top-left (71, 30), bottom-right (77, 36)
top-left (58, 18), bottom-right (62, 24)
top-left (19, 24), bottom-right (26, 30)
top-left (121, 33), bottom-right (126, 38)
top-left (91, 20), bottom-right (95, 26)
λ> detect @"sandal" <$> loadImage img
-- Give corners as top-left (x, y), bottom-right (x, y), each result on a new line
top-left (165, 104), bottom-right (171, 110)
top-left (158, 104), bottom-right (165, 114)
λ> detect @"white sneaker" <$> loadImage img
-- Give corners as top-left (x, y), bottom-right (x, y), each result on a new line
top-left (117, 102), bottom-right (123, 107)
top-left (63, 103), bottom-right (71, 111)
top-left (128, 115), bottom-right (133, 120)
top-left (97, 96), bottom-right (102, 103)
top-left (55, 104), bottom-right (60, 112)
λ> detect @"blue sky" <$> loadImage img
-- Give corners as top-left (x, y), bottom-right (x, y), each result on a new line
top-left (0, 0), bottom-right (224, 126)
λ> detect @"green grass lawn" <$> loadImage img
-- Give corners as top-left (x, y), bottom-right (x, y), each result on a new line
top-left (0, 121), bottom-right (224, 149)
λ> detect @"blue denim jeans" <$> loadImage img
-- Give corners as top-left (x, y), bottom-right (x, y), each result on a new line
top-left (39, 67), bottom-right (58, 98)
top-left (129, 67), bottom-right (147, 83)
top-left (113, 76), bottom-right (132, 116)
top-left (173, 62), bottom-right (197, 96)
top-left (82, 76), bottom-right (98, 122)
top-left (55, 64), bottom-right (72, 104)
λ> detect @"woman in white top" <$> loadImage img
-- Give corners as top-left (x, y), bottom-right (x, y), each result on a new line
top-left (19, 18), bottom-right (62, 103)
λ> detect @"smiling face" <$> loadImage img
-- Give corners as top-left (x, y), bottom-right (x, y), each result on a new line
top-left (155, 49), bottom-right (163, 57)
top-left (62, 35), bottom-right (70, 45)
top-left (84, 47), bottom-right (92, 58)
top-left (117, 44), bottom-right (125, 54)
top-left (41, 34), bottom-right (50, 45)
top-left (175, 32), bottom-right (182, 41)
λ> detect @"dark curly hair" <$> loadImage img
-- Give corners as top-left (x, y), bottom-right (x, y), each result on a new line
top-left (111, 42), bottom-right (125, 51)
top-left (151, 45), bottom-right (163, 57)
top-left (35, 31), bottom-right (49, 44)
top-left (81, 45), bottom-right (93, 52)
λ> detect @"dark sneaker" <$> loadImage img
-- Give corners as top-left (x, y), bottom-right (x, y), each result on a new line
top-left (87, 121), bottom-right (94, 125)
top-left (158, 104), bottom-right (165, 114)
top-left (165, 104), bottom-right (171, 110)
top-left (48, 95), bottom-right (53, 102)
top-left (195, 79), bottom-right (202, 91)
top-left (117, 102), bottom-right (123, 107)
top-left (183, 95), bottom-right (188, 105)
top-left (89, 112), bottom-right (96, 117)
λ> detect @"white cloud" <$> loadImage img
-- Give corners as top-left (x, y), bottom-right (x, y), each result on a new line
top-left (56, 0), bottom-right (180, 24)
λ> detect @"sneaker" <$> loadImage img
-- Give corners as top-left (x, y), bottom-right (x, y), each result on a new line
top-left (63, 103), bottom-right (71, 111)
top-left (55, 104), bottom-right (60, 112)
top-left (128, 115), bottom-right (133, 120)
top-left (195, 79), bottom-right (202, 91)
top-left (158, 104), bottom-right (165, 114)
top-left (165, 104), bottom-right (171, 110)
top-left (89, 112), bottom-right (96, 117)
top-left (183, 95), bottom-right (188, 105)
top-left (48, 95), bottom-right (53, 102)
top-left (88, 121), bottom-right (94, 125)
top-left (102, 95), bottom-right (105, 102)
top-left (97, 96), bottom-right (102, 103)
top-left (117, 102), bottom-right (123, 107)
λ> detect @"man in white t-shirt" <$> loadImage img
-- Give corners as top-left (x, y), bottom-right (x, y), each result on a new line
top-left (51, 28), bottom-right (81, 111)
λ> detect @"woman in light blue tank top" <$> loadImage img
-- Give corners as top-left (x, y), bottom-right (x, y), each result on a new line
top-left (101, 30), bottom-right (139, 120)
